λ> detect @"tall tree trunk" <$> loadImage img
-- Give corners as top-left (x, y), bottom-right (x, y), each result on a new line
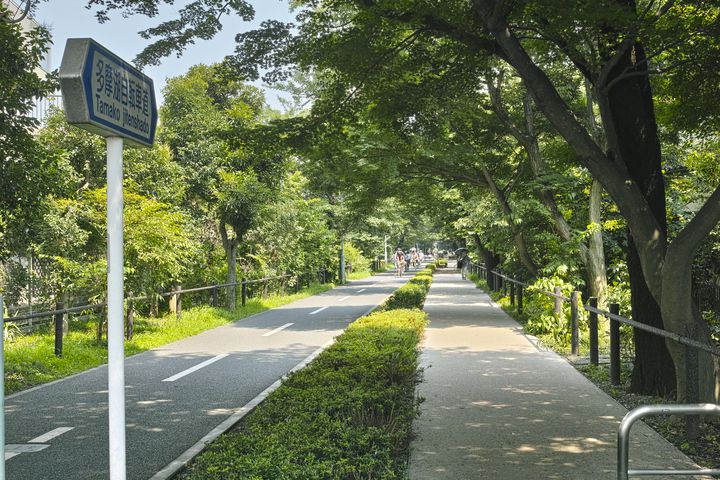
top-left (587, 180), bottom-right (608, 308)
top-left (583, 82), bottom-right (608, 308)
top-left (220, 223), bottom-right (238, 310)
top-left (597, 40), bottom-right (676, 396)
top-left (480, 166), bottom-right (539, 277)
top-left (473, 233), bottom-right (501, 290)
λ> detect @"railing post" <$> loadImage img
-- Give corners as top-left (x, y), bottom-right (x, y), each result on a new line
top-left (241, 280), bottom-right (247, 307)
top-left (570, 291), bottom-right (580, 356)
top-left (518, 285), bottom-right (523, 314)
top-left (588, 297), bottom-right (599, 365)
top-left (54, 300), bottom-right (64, 357)
top-left (609, 303), bottom-right (621, 386)
top-left (503, 276), bottom-right (507, 296)
top-left (510, 282), bottom-right (515, 306)
top-left (175, 285), bottom-right (182, 321)
top-left (295, 276), bottom-right (300, 293)
top-left (126, 293), bottom-right (134, 340)
top-left (211, 286), bottom-right (218, 307)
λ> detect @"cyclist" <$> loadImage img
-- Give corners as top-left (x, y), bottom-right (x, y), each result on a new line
top-left (411, 249), bottom-right (420, 268)
top-left (395, 248), bottom-right (406, 276)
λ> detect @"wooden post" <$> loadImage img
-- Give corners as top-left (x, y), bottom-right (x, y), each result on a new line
top-left (553, 286), bottom-right (562, 317)
top-left (211, 286), bottom-right (218, 307)
top-left (241, 280), bottom-right (247, 307)
top-left (510, 282), bottom-right (515, 306)
top-left (588, 297), bottom-right (599, 365)
top-left (62, 291), bottom-right (70, 335)
top-left (609, 303), bottom-right (621, 386)
top-left (518, 285), bottom-right (523, 314)
top-left (54, 300), bottom-right (64, 357)
top-left (125, 293), bottom-right (134, 340)
top-left (175, 285), bottom-right (182, 321)
top-left (570, 291), bottom-right (580, 356)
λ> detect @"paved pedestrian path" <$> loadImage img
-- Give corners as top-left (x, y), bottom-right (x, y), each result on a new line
top-left (409, 271), bottom-right (705, 479)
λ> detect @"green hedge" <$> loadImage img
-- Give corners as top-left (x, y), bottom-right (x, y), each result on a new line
top-left (409, 274), bottom-right (433, 288)
top-left (436, 258), bottom-right (448, 267)
top-left (380, 268), bottom-right (434, 311)
top-left (382, 283), bottom-right (427, 310)
top-left (181, 308), bottom-right (428, 480)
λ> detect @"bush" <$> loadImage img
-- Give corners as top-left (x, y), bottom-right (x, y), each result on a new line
top-left (436, 259), bottom-right (448, 267)
top-left (409, 274), bottom-right (432, 288)
top-left (382, 283), bottom-right (427, 310)
top-left (380, 268), bottom-right (435, 311)
top-left (181, 308), bottom-right (428, 480)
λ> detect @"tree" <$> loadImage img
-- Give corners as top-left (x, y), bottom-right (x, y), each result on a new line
top-left (0, 8), bottom-right (57, 259)
top-left (222, 0), bottom-right (720, 400)
top-left (161, 64), bottom-right (280, 308)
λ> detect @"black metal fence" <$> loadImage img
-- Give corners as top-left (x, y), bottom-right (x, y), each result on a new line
top-left (467, 263), bottom-right (720, 404)
top-left (4, 270), bottom-right (333, 357)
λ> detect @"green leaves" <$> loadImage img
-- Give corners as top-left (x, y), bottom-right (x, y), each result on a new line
top-left (182, 308), bottom-right (428, 480)
top-left (0, 13), bottom-right (57, 257)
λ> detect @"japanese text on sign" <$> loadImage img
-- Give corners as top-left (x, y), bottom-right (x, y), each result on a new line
top-left (90, 51), bottom-right (151, 138)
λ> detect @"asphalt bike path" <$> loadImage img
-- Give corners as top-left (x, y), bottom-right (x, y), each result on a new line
top-left (5, 270), bottom-right (412, 480)
top-left (409, 271), bottom-right (707, 479)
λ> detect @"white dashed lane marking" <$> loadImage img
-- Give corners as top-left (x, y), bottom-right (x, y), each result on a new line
top-left (262, 323), bottom-right (293, 337)
top-left (162, 354), bottom-right (229, 382)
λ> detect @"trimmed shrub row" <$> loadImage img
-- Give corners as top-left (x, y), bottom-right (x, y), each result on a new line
top-left (181, 308), bottom-right (429, 480)
top-left (380, 266), bottom-right (435, 311)
top-left (180, 265), bottom-right (436, 480)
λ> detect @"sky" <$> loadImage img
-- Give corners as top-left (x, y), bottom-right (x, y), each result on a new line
top-left (35, 0), bottom-right (296, 109)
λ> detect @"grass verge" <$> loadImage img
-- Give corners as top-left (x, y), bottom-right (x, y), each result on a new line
top-left (347, 270), bottom-right (373, 281)
top-left (180, 266), bottom-right (435, 479)
top-left (5, 283), bottom-right (333, 395)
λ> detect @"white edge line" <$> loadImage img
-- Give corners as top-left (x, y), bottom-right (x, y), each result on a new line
top-left (5, 272), bottom-right (397, 400)
top-left (162, 354), bottom-right (229, 383)
top-left (28, 426), bottom-right (74, 443)
top-left (337, 296), bottom-right (351, 302)
top-left (357, 289), bottom-right (366, 293)
top-left (309, 306), bottom-right (328, 315)
top-left (5, 298), bottom-right (313, 400)
top-left (148, 338), bottom-right (336, 480)
top-left (150, 272), bottom-right (402, 480)
top-left (261, 323), bottom-right (294, 337)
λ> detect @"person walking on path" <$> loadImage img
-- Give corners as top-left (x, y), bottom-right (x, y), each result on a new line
top-left (409, 272), bottom-right (704, 479)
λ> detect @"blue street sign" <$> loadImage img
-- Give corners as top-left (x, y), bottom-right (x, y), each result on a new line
top-left (59, 38), bottom-right (157, 147)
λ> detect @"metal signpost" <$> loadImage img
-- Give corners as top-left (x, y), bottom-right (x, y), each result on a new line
top-left (59, 38), bottom-right (157, 480)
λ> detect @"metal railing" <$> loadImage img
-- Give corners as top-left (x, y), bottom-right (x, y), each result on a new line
top-left (467, 262), bottom-right (720, 363)
top-left (467, 262), bottom-right (720, 474)
top-left (4, 271), bottom-right (331, 356)
top-left (618, 404), bottom-right (720, 479)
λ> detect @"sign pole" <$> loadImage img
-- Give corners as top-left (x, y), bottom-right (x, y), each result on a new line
top-left (106, 136), bottom-right (126, 480)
